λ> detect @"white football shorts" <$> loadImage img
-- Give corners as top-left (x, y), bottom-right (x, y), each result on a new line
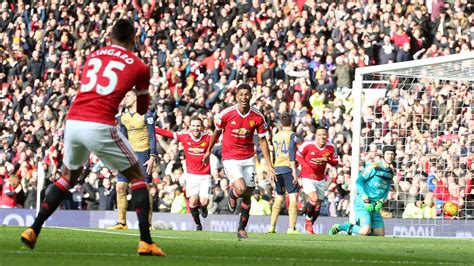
top-left (184, 173), bottom-right (212, 198)
top-left (63, 120), bottom-right (138, 172)
top-left (222, 157), bottom-right (256, 187)
top-left (301, 178), bottom-right (326, 200)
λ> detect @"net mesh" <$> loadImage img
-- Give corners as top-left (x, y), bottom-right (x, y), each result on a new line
top-left (356, 56), bottom-right (473, 231)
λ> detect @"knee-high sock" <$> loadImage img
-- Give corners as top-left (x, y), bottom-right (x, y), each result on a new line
top-left (312, 202), bottom-right (321, 223)
top-left (130, 179), bottom-right (152, 244)
top-left (270, 196), bottom-right (284, 227)
top-left (288, 200), bottom-right (298, 229)
top-left (31, 177), bottom-right (72, 235)
top-left (200, 201), bottom-right (208, 212)
top-left (117, 184), bottom-right (128, 225)
top-left (229, 188), bottom-right (239, 200)
top-left (238, 197), bottom-right (251, 231)
top-left (190, 206), bottom-right (201, 226)
top-left (304, 199), bottom-right (317, 220)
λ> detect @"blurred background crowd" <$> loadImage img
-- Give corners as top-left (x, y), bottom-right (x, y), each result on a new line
top-left (0, 0), bottom-right (472, 219)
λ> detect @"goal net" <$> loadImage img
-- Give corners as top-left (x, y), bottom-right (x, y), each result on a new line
top-left (350, 52), bottom-right (474, 237)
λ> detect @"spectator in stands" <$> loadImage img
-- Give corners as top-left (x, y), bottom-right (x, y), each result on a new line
top-left (249, 188), bottom-right (271, 216)
top-left (0, 175), bottom-right (21, 208)
top-left (402, 194), bottom-right (426, 219)
top-left (81, 172), bottom-right (99, 211)
top-left (170, 187), bottom-right (187, 214)
top-left (99, 178), bottom-right (116, 211)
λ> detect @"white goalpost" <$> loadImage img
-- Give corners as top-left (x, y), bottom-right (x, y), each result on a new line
top-left (350, 52), bottom-right (474, 236)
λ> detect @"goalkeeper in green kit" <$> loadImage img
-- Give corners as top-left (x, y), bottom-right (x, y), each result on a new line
top-left (329, 145), bottom-right (395, 236)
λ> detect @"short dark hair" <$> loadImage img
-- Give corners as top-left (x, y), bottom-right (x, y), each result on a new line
top-left (112, 19), bottom-right (135, 44)
top-left (315, 125), bottom-right (328, 132)
top-left (280, 112), bottom-right (292, 127)
top-left (237, 83), bottom-right (252, 93)
top-left (190, 115), bottom-right (202, 124)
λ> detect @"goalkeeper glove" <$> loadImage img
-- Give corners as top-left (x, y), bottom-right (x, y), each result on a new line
top-left (362, 195), bottom-right (374, 212)
top-left (374, 200), bottom-right (384, 212)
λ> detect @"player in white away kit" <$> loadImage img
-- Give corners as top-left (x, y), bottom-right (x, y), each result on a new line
top-left (155, 116), bottom-right (212, 231)
top-left (21, 19), bottom-right (165, 256)
top-left (203, 83), bottom-right (276, 239)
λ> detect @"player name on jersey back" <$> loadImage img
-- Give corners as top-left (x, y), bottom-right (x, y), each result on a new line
top-left (91, 48), bottom-right (135, 65)
top-left (67, 45), bottom-right (149, 126)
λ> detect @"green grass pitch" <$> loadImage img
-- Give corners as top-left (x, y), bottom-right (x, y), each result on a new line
top-left (0, 226), bottom-right (472, 265)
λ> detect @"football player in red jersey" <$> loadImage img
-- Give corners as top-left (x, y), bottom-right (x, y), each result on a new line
top-left (155, 115), bottom-right (212, 231)
top-left (296, 126), bottom-right (339, 235)
top-left (21, 19), bottom-right (165, 256)
top-left (203, 83), bottom-right (276, 239)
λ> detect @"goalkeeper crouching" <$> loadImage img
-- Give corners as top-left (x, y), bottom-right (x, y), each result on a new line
top-left (329, 145), bottom-right (395, 236)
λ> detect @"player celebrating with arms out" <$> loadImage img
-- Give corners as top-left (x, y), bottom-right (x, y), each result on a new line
top-left (108, 90), bottom-right (157, 230)
top-left (267, 112), bottom-right (300, 234)
top-left (329, 145), bottom-right (395, 236)
top-left (155, 115), bottom-right (212, 231)
top-left (296, 126), bottom-right (338, 235)
top-left (202, 83), bottom-right (276, 239)
top-left (21, 19), bottom-right (165, 256)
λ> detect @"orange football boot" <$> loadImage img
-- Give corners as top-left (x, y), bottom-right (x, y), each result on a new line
top-left (137, 241), bottom-right (166, 256)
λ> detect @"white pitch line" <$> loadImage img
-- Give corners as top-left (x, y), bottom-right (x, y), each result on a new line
top-left (49, 227), bottom-right (334, 243)
top-left (1, 250), bottom-right (462, 265)
top-left (49, 226), bottom-right (178, 239)
top-left (47, 227), bottom-right (473, 245)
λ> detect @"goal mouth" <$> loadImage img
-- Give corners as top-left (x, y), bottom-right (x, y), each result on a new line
top-left (350, 52), bottom-right (474, 236)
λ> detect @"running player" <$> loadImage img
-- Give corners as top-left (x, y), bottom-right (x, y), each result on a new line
top-left (155, 116), bottom-right (211, 231)
top-left (296, 126), bottom-right (338, 235)
top-left (21, 19), bottom-right (165, 256)
top-left (202, 83), bottom-right (276, 239)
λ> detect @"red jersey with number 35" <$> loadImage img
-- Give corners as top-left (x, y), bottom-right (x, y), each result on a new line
top-left (296, 142), bottom-right (338, 180)
top-left (67, 45), bottom-right (150, 125)
top-left (215, 105), bottom-right (268, 160)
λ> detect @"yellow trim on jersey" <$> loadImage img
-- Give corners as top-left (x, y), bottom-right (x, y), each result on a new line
top-left (120, 112), bottom-right (149, 152)
top-left (272, 129), bottom-right (293, 168)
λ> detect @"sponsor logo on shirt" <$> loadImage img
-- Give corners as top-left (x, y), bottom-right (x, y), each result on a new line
top-left (231, 128), bottom-right (251, 137)
top-left (188, 147), bottom-right (205, 154)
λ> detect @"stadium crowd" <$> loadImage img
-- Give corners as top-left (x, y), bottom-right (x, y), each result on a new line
top-left (0, 0), bottom-right (472, 218)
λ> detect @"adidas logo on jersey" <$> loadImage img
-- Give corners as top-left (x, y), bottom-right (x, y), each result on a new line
top-left (231, 121), bottom-right (237, 125)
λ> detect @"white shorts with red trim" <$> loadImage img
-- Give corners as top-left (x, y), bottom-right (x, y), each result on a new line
top-left (184, 173), bottom-right (212, 198)
top-left (301, 178), bottom-right (326, 200)
top-left (222, 157), bottom-right (256, 187)
top-left (63, 120), bottom-right (138, 171)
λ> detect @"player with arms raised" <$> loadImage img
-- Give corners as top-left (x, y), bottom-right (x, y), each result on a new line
top-left (21, 19), bottom-right (165, 256)
top-left (297, 126), bottom-right (338, 235)
top-left (203, 83), bottom-right (276, 239)
top-left (329, 145), bottom-right (395, 236)
top-left (155, 116), bottom-right (211, 231)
